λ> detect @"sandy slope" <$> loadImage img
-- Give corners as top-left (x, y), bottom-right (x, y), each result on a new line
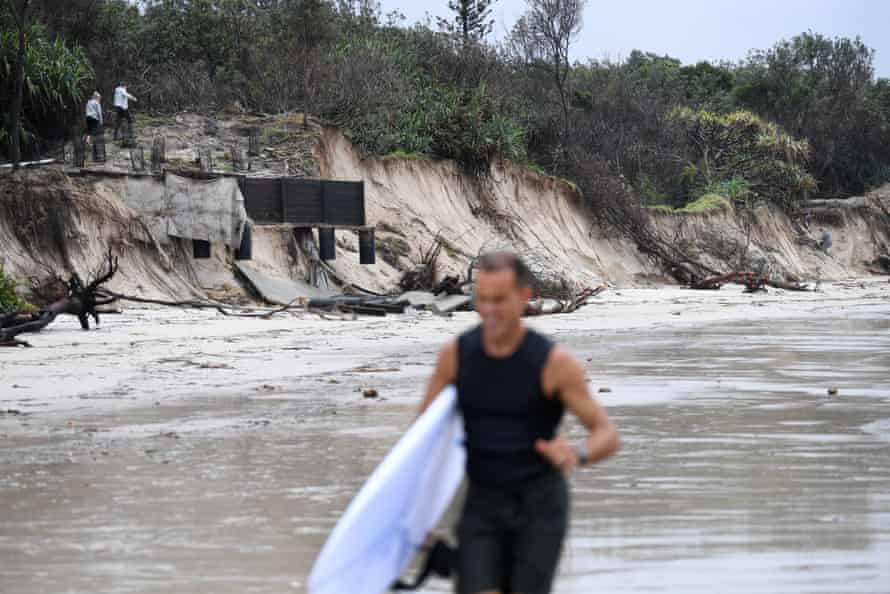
top-left (316, 128), bottom-right (652, 291)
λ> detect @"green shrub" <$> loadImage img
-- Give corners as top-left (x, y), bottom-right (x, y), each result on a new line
top-left (668, 107), bottom-right (816, 209)
top-left (0, 25), bottom-right (93, 157)
top-left (676, 193), bottom-right (732, 213)
top-left (322, 33), bottom-right (526, 175)
top-left (0, 264), bottom-right (28, 313)
top-left (703, 178), bottom-right (752, 202)
top-left (646, 194), bottom-right (731, 214)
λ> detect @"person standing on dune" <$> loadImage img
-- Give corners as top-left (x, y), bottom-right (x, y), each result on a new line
top-left (113, 82), bottom-right (137, 141)
top-left (84, 91), bottom-right (102, 145)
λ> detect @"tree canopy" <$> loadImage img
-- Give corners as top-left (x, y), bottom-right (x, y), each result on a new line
top-left (2, 1), bottom-right (889, 208)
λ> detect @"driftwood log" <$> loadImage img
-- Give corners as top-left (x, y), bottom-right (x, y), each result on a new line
top-left (690, 271), bottom-right (810, 292)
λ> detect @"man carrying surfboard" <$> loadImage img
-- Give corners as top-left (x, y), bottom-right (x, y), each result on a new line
top-left (420, 251), bottom-right (621, 594)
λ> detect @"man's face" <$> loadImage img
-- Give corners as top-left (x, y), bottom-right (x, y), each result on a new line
top-left (474, 268), bottom-right (531, 339)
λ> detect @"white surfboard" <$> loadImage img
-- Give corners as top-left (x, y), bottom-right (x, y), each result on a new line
top-left (308, 386), bottom-right (465, 594)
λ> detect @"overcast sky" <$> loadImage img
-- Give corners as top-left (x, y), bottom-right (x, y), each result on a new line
top-left (378, 0), bottom-right (890, 77)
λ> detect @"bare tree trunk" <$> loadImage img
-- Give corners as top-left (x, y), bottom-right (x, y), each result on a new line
top-left (555, 64), bottom-right (570, 173)
top-left (8, 0), bottom-right (31, 168)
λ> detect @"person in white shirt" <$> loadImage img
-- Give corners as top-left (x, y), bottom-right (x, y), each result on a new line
top-left (84, 91), bottom-right (102, 144)
top-left (113, 83), bottom-right (137, 140)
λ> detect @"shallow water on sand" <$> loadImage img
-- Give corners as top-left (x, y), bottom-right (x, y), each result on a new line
top-left (1, 304), bottom-right (889, 594)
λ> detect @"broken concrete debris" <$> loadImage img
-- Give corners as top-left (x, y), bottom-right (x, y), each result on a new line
top-left (430, 294), bottom-right (473, 316)
top-left (235, 262), bottom-right (334, 305)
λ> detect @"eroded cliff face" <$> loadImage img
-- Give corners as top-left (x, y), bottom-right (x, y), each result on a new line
top-left (317, 127), bottom-right (890, 286)
top-left (0, 169), bottom-right (200, 300)
top-left (315, 128), bottom-right (654, 291)
top-left (648, 191), bottom-right (890, 281)
top-left (2, 129), bottom-right (888, 306)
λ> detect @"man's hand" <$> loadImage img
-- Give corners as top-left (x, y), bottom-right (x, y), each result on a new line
top-left (542, 347), bottom-right (620, 467)
top-left (535, 437), bottom-right (579, 474)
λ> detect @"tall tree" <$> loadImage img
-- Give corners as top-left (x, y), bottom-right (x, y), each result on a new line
top-left (668, 107), bottom-right (816, 209)
top-left (510, 0), bottom-right (585, 172)
top-left (734, 32), bottom-right (879, 195)
top-left (4, 0), bottom-right (32, 167)
top-left (437, 0), bottom-right (495, 43)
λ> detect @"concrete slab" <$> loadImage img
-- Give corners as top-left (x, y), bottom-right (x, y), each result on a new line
top-left (235, 262), bottom-right (335, 305)
top-left (430, 294), bottom-right (472, 315)
top-left (398, 291), bottom-right (437, 307)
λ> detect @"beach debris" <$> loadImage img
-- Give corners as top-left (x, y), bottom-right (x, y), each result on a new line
top-left (235, 262), bottom-right (334, 305)
top-left (525, 286), bottom-right (607, 316)
top-left (351, 366), bottom-right (400, 373)
top-left (1, 250), bottom-right (120, 344)
top-left (431, 275), bottom-right (464, 295)
top-left (198, 362), bottom-right (234, 370)
top-left (399, 291), bottom-right (437, 308)
top-left (690, 272), bottom-right (810, 292)
top-left (431, 294), bottom-right (473, 316)
top-left (866, 254), bottom-right (890, 274)
top-left (399, 234), bottom-right (445, 292)
top-left (362, 388), bottom-right (379, 399)
top-left (307, 295), bottom-right (410, 316)
top-left (828, 387), bottom-right (839, 396)
top-left (598, 387), bottom-right (612, 393)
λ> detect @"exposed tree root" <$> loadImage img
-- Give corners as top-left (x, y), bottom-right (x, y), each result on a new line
top-left (1, 250), bottom-right (119, 342)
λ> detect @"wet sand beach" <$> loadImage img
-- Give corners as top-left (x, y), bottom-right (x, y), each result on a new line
top-left (1, 281), bottom-right (889, 593)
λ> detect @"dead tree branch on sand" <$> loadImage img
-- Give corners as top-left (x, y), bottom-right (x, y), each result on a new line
top-left (399, 234), bottom-right (445, 292)
top-left (690, 271), bottom-right (810, 292)
top-left (525, 285), bottom-right (607, 316)
top-left (1, 250), bottom-right (119, 345)
top-left (102, 291), bottom-right (308, 319)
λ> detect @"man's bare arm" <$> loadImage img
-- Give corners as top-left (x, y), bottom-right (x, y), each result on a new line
top-left (536, 346), bottom-right (620, 471)
top-left (418, 339), bottom-right (458, 416)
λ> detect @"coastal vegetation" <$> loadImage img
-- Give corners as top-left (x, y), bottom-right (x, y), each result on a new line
top-left (2, 0), bottom-right (889, 212)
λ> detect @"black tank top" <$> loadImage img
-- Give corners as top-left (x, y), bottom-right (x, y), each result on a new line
top-left (456, 325), bottom-right (564, 486)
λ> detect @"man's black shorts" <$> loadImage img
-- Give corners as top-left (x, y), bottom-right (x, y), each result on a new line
top-left (114, 106), bottom-right (132, 123)
top-left (456, 471), bottom-right (569, 594)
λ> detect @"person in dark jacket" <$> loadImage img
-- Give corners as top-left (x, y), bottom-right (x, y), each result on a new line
top-left (419, 252), bottom-right (621, 594)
